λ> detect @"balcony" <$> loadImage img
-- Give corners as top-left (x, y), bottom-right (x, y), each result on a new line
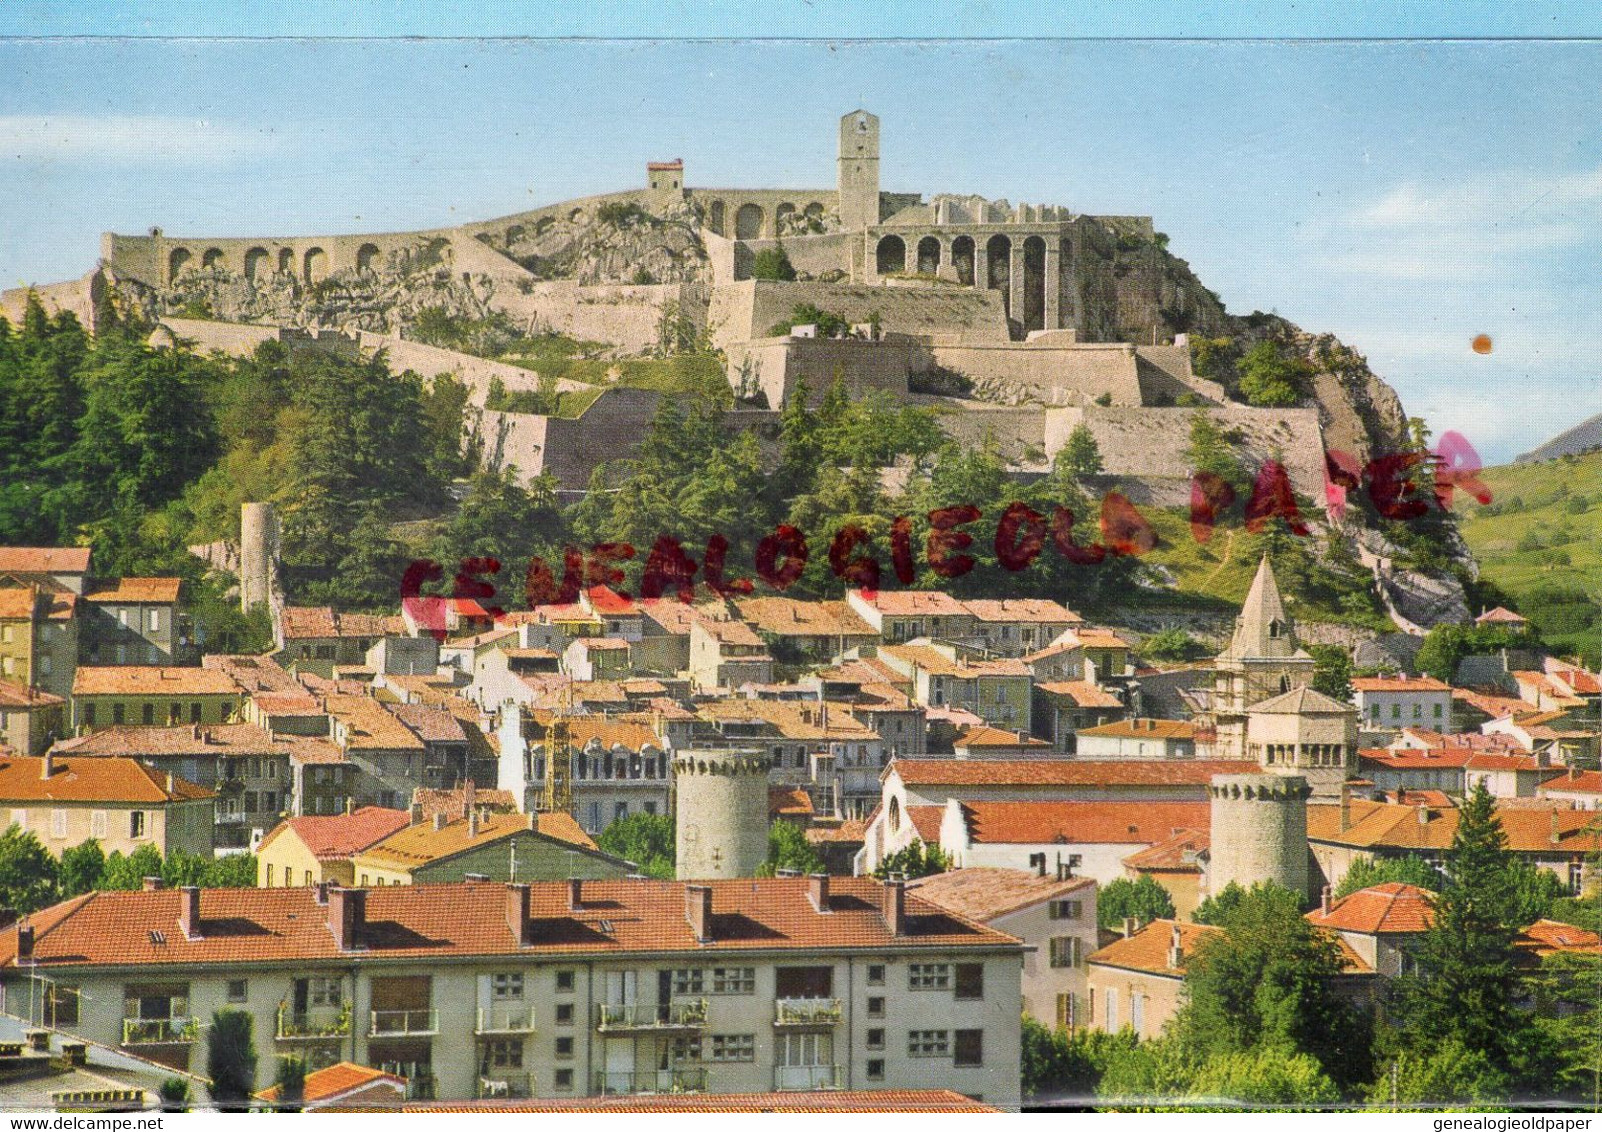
top-left (277, 1003), bottom-right (351, 1041)
top-left (476, 1072), bottom-right (534, 1099)
top-left (594, 999), bottom-right (707, 1033)
top-left (122, 1017), bottom-right (199, 1046)
top-left (774, 1064), bottom-right (843, 1091)
top-left (774, 997), bottom-right (842, 1028)
top-left (591, 1067), bottom-right (708, 1096)
top-left (477, 1004), bottom-right (536, 1034)
top-left (369, 1008), bottom-right (439, 1037)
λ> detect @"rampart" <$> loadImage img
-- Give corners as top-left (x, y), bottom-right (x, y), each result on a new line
top-left (708, 279), bottom-right (1010, 351)
top-left (728, 336), bottom-right (917, 409)
top-left (922, 341), bottom-right (1146, 406)
top-left (489, 281), bottom-right (707, 356)
top-left (686, 188), bottom-right (839, 241)
top-left (480, 387), bottom-right (664, 490)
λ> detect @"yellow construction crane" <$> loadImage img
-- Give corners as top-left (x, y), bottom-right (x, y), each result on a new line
top-left (541, 682), bottom-right (574, 816)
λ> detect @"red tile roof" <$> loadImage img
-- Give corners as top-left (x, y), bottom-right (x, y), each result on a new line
top-left (954, 725), bottom-right (1050, 749)
top-left (1465, 752), bottom-right (1547, 773)
top-left (0, 547), bottom-right (91, 575)
top-left (409, 1090), bottom-right (996, 1113)
top-left (1476, 606), bottom-right (1528, 624)
top-left (891, 758), bottom-right (1256, 787)
top-left (960, 598), bottom-right (1082, 624)
top-left (906, 805), bottom-right (944, 843)
top-left (1077, 718), bottom-right (1196, 741)
top-left (583, 585), bottom-right (638, 616)
top-left (71, 666), bottom-right (240, 698)
top-left (1308, 799), bottom-right (1602, 854)
top-left (0, 877), bottom-right (1021, 969)
top-left (907, 867), bottom-right (1094, 922)
top-left (1352, 675), bottom-right (1451, 693)
top-left (260, 807), bottom-right (412, 860)
top-left (1359, 747), bottom-right (1473, 770)
top-left (1515, 919), bottom-right (1602, 958)
top-left (0, 588), bottom-right (40, 620)
top-left (1090, 917), bottom-right (1371, 976)
top-left (1540, 769), bottom-right (1602, 795)
top-left (0, 679), bottom-right (64, 709)
top-left (257, 1062), bottom-right (406, 1105)
top-left (958, 800), bottom-right (1209, 845)
top-left (0, 755), bottom-right (210, 804)
top-left (1036, 681), bottom-right (1123, 708)
top-left (1121, 828), bottom-right (1208, 873)
top-left (850, 588), bottom-right (970, 617)
top-left (83, 577), bottom-right (181, 604)
top-left (280, 607), bottom-right (404, 640)
top-left (769, 786), bottom-right (814, 817)
top-left (1306, 882), bottom-right (1435, 934)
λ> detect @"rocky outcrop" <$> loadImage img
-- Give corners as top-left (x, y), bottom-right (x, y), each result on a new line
top-left (475, 200), bottom-right (709, 286)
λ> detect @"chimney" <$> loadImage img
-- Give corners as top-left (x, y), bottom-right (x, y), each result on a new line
top-left (808, 873), bottom-right (830, 913)
top-left (328, 887), bottom-right (366, 951)
top-left (686, 884), bottom-right (713, 942)
top-left (881, 878), bottom-right (906, 937)
top-left (506, 882), bottom-right (531, 945)
top-left (1320, 885), bottom-right (1332, 916)
top-left (1550, 808), bottom-right (1561, 846)
top-left (314, 881), bottom-right (329, 905)
top-left (344, 797), bottom-right (355, 816)
top-left (166, 772), bottom-right (175, 794)
top-left (1339, 784), bottom-right (1351, 833)
top-left (39, 751), bottom-right (53, 779)
top-left (463, 778), bottom-right (476, 818)
top-left (409, 801), bottom-right (424, 825)
top-left (142, 876), bottom-right (164, 891)
top-left (192, 722), bottom-right (201, 740)
top-left (433, 812), bottom-right (448, 832)
top-left (568, 877), bottom-right (583, 911)
top-left (1417, 805), bottom-right (1431, 826)
top-left (1167, 923), bottom-right (1184, 970)
top-left (468, 809), bottom-right (479, 838)
top-left (178, 886), bottom-right (201, 940)
top-left (1572, 765), bottom-right (1583, 781)
top-left (1123, 916), bottom-right (1137, 939)
top-left (16, 924), bottom-right (33, 961)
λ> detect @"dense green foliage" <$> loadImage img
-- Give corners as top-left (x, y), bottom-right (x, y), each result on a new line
top-left (1097, 876), bottom-right (1176, 930)
top-left (1138, 628), bottom-right (1208, 662)
top-left (4, 830), bottom-right (259, 905)
top-left (1308, 643), bottom-right (1355, 702)
top-left (0, 825), bottom-right (61, 912)
top-left (1331, 855), bottom-right (1442, 899)
top-left (750, 243), bottom-right (798, 282)
top-left (1056, 424), bottom-right (1105, 481)
top-left (758, 819), bottom-right (825, 877)
top-left (1022, 1016), bottom-right (1136, 1102)
top-left (271, 1055), bottom-right (307, 1112)
top-left (1413, 621), bottom-right (1540, 683)
top-left (595, 812), bottom-right (675, 879)
top-left (157, 1078), bottom-right (192, 1112)
top-left (1236, 340), bottom-right (1312, 408)
top-left (871, 840), bottom-right (951, 880)
top-left (206, 1009), bottom-right (257, 1111)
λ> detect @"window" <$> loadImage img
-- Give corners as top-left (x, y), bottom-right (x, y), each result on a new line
top-left (112, 703), bottom-right (124, 725)
top-left (90, 811), bottom-right (107, 839)
top-left (1049, 937), bottom-right (1081, 968)
top-left (484, 1039), bottom-right (523, 1069)
top-left (1104, 988), bottom-right (1118, 1030)
top-left (1048, 900), bottom-right (1083, 921)
top-left (908, 1030), bottom-right (949, 1057)
top-left (954, 1029), bottom-right (983, 1067)
top-left (866, 1028), bottom-right (884, 1050)
top-left (711, 967), bottom-right (754, 994)
top-left (227, 979), bottom-right (248, 1003)
top-left (672, 1036), bottom-right (702, 1061)
top-left (867, 996), bottom-right (884, 1018)
top-left (1370, 704), bottom-right (1380, 721)
top-left (83, 704), bottom-right (95, 727)
top-left (866, 964), bottom-right (885, 985)
top-left (266, 864), bottom-right (274, 886)
top-left (38, 655), bottom-right (50, 677)
top-left (710, 1034), bottom-right (755, 1062)
top-left (116, 644), bottom-right (128, 664)
top-left (492, 973), bottom-right (524, 1000)
top-left (614, 802), bottom-right (628, 822)
top-left (554, 1068), bottom-right (574, 1091)
top-left (555, 1036), bottom-right (574, 1059)
top-left (555, 970), bottom-right (575, 993)
top-left (555, 1003), bottom-right (574, 1026)
top-left (1391, 703), bottom-right (1401, 719)
top-left (50, 810), bottom-right (66, 839)
top-left (1412, 702), bottom-right (1422, 719)
top-left (1130, 992), bottom-right (1145, 1033)
top-left (46, 984), bottom-right (79, 1026)
top-left (1055, 993), bottom-right (1077, 1030)
top-left (644, 801), bottom-right (657, 816)
top-left (141, 703), bottom-right (154, 725)
top-left (955, 963), bottom-right (984, 1000)
top-left (908, 963), bottom-right (950, 990)
top-left (148, 609), bottom-right (161, 632)
top-left (671, 969), bottom-right (705, 995)
top-left (308, 977), bottom-right (341, 1007)
top-left (1433, 702), bottom-right (1443, 718)
top-left (866, 1059), bottom-right (884, 1081)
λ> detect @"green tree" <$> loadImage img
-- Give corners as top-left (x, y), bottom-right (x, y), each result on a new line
top-left (1236, 340), bottom-right (1310, 407)
top-left (1308, 643), bottom-right (1355, 703)
top-left (1332, 855), bottom-right (1442, 899)
top-left (1188, 1047), bottom-right (1341, 1109)
top-left (1139, 628), bottom-right (1205, 663)
top-left (272, 1055), bottom-right (307, 1112)
top-left (758, 820), bottom-right (825, 877)
top-left (1400, 783), bottom-right (1525, 1066)
top-left (1367, 1038), bottom-right (1510, 1110)
top-left (596, 813), bottom-right (675, 879)
top-left (158, 1078), bottom-right (192, 1113)
top-left (1098, 876), bottom-right (1177, 931)
top-left (100, 843), bottom-right (166, 890)
top-left (1184, 409), bottom-right (1248, 493)
top-left (871, 841), bottom-right (951, 880)
top-left (1055, 423), bottom-right (1104, 481)
top-left (0, 825), bottom-right (59, 912)
top-left (205, 854), bottom-right (260, 888)
top-left (1023, 1016), bottom-right (1135, 1103)
top-left (750, 243), bottom-right (797, 282)
top-left (206, 1008), bottom-right (258, 1112)
top-left (58, 839), bottom-right (106, 897)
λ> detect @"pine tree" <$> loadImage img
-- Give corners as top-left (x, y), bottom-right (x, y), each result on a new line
top-left (206, 1009), bottom-right (258, 1112)
top-left (1056, 423), bottom-right (1104, 481)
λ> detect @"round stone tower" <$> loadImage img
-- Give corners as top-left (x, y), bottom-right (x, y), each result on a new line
top-left (1207, 772), bottom-right (1311, 900)
top-left (239, 501), bottom-right (279, 614)
top-left (674, 748), bottom-right (771, 880)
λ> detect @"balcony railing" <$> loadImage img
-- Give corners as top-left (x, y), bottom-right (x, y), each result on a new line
top-left (594, 999), bottom-right (707, 1032)
top-left (774, 997), bottom-right (843, 1027)
top-left (122, 1017), bottom-right (199, 1045)
top-left (277, 1003), bottom-right (351, 1040)
top-left (369, 1008), bottom-right (438, 1037)
top-left (477, 1004), bottom-right (536, 1034)
top-left (476, 1072), bottom-right (534, 1099)
top-left (591, 1067), bottom-right (708, 1096)
top-left (774, 1064), bottom-right (843, 1091)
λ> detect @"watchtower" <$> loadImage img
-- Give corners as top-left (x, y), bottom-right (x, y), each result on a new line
top-left (1207, 772), bottom-right (1311, 900)
top-left (674, 748), bottom-right (770, 880)
top-left (837, 110), bottom-right (881, 232)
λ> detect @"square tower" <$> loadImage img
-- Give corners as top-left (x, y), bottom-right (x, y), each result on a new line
top-left (837, 110), bottom-right (880, 231)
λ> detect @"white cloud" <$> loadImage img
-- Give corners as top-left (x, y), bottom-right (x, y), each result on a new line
top-left (0, 115), bottom-right (294, 161)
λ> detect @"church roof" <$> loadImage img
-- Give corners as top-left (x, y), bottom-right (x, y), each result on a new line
top-left (1220, 556), bottom-right (1305, 662)
top-left (1248, 684), bottom-right (1357, 715)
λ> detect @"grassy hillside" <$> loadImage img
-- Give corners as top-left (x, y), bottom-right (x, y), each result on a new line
top-left (1453, 450), bottom-right (1602, 662)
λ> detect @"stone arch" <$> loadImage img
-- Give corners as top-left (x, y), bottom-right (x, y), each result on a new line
top-left (243, 247), bottom-right (269, 282)
top-left (775, 202), bottom-right (796, 236)
top-left (986, 234), bottom-right (1012, 315)
top-left (734, 203), bottom-right (764, 241)
top-left (1022, 235), bottom-right (1047, 333)
top-left (201, 247), bottom-right (225, 271)
top-left (876, 234), bottom-right (907, 275)
top-left (951, 235), bottom-right (975, 286)
top-left (356, 243), bottom-right (381, 275)
top-left (888, 795), bottom-right (901, 833)
top-left (803, 201), bottom-right (825, 231)
top-left (303, 247), bottom-right (328, 284)
top-left (916, 235), bottom-right (941, 275)
top-left (708, 200), bottom-right (726, 236)
top-left (277, 247), bottom-right (294, 275)
top-left (167, 247), bottom-right (192, 284)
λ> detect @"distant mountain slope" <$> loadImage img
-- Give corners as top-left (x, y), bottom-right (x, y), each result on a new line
top-left (1515, 410), bottom-right (1602, 463)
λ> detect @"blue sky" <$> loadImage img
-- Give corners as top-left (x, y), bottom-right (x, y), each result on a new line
top-left (1, 6), bottom-right (1597, 463)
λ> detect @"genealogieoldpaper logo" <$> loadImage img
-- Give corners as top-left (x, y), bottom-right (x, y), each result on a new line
top-left (399, 432), bottom-right (1492, 635)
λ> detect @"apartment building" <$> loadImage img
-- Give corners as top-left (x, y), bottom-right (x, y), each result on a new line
top-left (0, 585), bottom-right (78, 702)
top-left (70, 666), bottom-right (243, 733)
top-left (0, 752), bottom-right (213, 858)
top-left (81, 578), bottom-right (183, 666)
top-left (0, 680), bottom-right (67, 755)
top-left (0, 876), bottom-right (1024, 1109)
